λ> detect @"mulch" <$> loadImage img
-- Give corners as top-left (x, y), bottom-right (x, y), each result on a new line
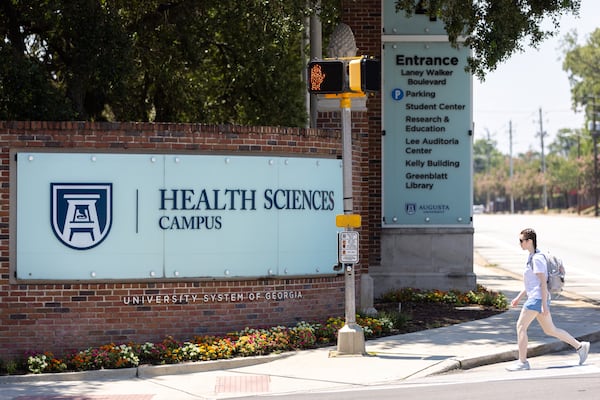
top-left (376, 301), bottom-right (505, 334)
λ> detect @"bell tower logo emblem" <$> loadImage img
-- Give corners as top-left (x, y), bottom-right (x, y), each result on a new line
top-left (51, 183), bottom-right (113, 250)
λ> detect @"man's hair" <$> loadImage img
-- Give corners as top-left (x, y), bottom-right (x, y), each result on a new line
top-left (520, 228), bottom-right (537, 249)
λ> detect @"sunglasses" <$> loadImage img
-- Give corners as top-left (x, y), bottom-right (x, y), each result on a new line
top-left (519, 238), bottom-right (528, 243)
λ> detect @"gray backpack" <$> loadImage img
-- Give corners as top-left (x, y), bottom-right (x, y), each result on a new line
top-left (543, 253), bottom-right (565, 295)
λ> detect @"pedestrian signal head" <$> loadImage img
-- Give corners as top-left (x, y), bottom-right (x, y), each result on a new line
top-left (307, 60), bottom-right (345, 94)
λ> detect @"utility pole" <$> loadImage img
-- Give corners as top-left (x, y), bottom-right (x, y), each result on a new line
top-left (485, 128), bottom-right (491, 211)
top-left (593, 98), bottom-right (599, 217)
top-left (509, 121), bottom-right (514, 214)
top-left (538, 108), bottom-right (548, 212)
top-left (577, 131), bottom-right (581, 215)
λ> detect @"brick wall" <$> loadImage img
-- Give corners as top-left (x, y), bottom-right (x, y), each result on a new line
top-left (0, 0), bottom-right (383, 362)
top-left (0, 120), bottom-right (373, 360)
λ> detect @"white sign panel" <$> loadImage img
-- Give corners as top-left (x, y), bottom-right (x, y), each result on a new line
top-left (16, 153), bottom-right (343, 280)
top-left (382, 42), bottom-right (473, 226)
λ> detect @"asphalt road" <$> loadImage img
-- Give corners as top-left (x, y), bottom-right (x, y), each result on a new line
top-left (222, 347), bottom-right (600, 400)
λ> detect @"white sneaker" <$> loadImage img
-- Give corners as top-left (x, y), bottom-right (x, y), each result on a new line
top-left (578, 342), bottom-right (590, 365)
top-left (506, 360), bottom-right (530, 371)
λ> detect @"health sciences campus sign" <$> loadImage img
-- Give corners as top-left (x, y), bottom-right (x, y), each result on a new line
top-left (15, 153), bottom-right (342, 280)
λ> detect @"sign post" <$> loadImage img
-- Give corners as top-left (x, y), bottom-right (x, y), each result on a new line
top-left (307, 28), bottom-right (379, 354)
top-left (335, 92), bottom-right (366, 355)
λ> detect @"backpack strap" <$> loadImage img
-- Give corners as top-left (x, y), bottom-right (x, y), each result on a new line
top-left (529, 250), bottom-right (548, 276)
top-left (526, 250), bottom-right (538, 269)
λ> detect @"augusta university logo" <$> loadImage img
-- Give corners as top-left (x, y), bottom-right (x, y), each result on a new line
top-left (51, 183), bottom-right (112, 250)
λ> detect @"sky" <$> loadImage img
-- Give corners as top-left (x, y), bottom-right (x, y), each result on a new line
top-left (473, 0), bottom-right (600, 155)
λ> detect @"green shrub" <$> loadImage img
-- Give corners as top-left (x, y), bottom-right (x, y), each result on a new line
top-left (374, 309), bottom-right (411, 331)
top-left (377, 285), bottom-right (508, 310)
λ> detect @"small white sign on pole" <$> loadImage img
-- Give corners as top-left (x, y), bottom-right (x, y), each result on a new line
top-left (338, 231), bottom-right (359, 264)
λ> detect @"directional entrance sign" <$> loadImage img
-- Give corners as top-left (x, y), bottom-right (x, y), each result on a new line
top-left (382, 41), bottom-right (472, 226)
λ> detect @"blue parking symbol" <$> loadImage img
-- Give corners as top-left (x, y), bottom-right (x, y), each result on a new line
top-left (392, 88), bottom-right (404, 101)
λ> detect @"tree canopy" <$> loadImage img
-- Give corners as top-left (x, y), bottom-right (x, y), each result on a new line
top-left (0, 0), bottom-right (340, 123)
top-left (0, 0), bottom-right (582, 122)
top-left (562, 27), bottom-right (600, 123)
top-left (473, 128), bottom-right (596, 213)
top-left (396, 0), bottom-right (581, 79)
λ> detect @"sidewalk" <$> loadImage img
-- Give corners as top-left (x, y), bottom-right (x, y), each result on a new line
top-left (2, 262), bottom-right (600, 400)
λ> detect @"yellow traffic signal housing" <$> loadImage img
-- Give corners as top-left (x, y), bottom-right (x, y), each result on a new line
top-left (307, 60), bottom-right (346, 94)
top-left (348, 59), bottom-right (362, 93)
top-left (349, 56), bottom-right (380, 93)
top-left (307, 57), bottom-right (380, 94)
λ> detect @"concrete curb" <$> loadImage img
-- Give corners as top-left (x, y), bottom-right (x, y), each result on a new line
top-left (404, 359), bottom-right (461, 380)
top-left (0, 351), bottom-right (294, 383)
top-left (0, 367), bottom-right (138, 383)
top-left (418, 330), bottom-right (600, 378)
top-left (136, 351), bottom-right (295, 378)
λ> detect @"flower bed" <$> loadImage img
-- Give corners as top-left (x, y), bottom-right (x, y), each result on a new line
top-left (19, 316), bottom-right (392, 374)
top-left (0, 286), bottom-right (507, 375)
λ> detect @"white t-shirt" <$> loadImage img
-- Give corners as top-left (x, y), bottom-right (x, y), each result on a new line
top-left (524, 249), bottom-right (547, 300)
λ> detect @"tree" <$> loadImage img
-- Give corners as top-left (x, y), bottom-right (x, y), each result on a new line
top-left (548, 128), bottom-right (582, 158)
top-left (510, 151), bottom-right (545, 211)
top-left (473, 138), bottom-right (507, 208)
top-left (0, 0), bottom-right (340, 124)
top-left (116, 0), bottom-right (334, 125)
top-left (396, 0), bottom-right (581, 79)
top-left (562, 28), bottom-right (600, 109)
top-left (0, 0), bottom-right (137, 121)
top-left (1, 1), bottom-right (582, 122)
top-left (562, 29), bottom-right (600, 213)
top-left (473, 127), bottom-right (597, 213)
top-left (473, 136), bottom-right (504, 172)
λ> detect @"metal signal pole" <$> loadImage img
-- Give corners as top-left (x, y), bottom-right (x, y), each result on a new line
top-left (335, 93), bottom-right (366, 356)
